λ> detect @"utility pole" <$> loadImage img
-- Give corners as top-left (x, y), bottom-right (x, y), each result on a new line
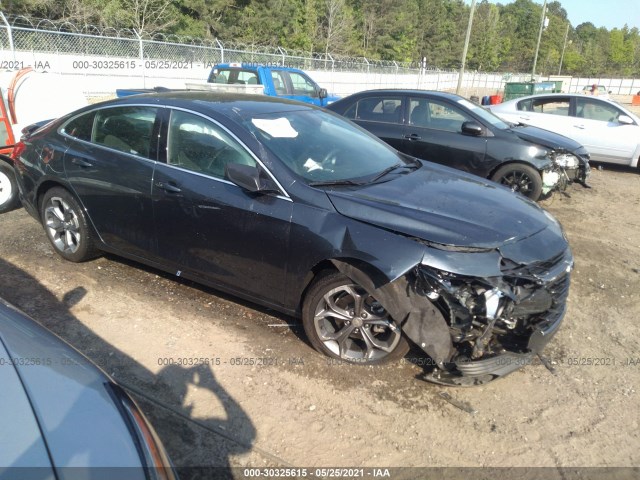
top-left (558, 23), bottom-right (570, 75)
top-left (456, 0), bottom-right (476, 95)
top-left (532, 0), bottom-right (547, 80)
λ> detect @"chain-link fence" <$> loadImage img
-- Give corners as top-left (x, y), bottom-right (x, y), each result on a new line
top-left (10, 12), bottom-right (632, 100)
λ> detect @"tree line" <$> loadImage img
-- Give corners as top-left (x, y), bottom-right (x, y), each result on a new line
top-left (4, 0), bottom-right (639, 76)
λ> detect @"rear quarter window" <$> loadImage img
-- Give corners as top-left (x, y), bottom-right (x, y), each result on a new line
top-left (62, 111), bottom-right (96, 141)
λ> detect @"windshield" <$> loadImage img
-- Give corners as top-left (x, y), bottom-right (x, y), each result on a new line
top-left (244, 109), bottom-right (413, 183)
top-left (456, 98), bottom-right (511, 130)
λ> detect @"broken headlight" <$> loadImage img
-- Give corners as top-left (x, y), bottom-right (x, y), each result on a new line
top-left (552, 153), bottom-right (579, 169)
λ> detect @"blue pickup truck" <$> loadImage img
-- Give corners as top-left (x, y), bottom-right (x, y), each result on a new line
top-left (207, 63), bottom-right (339, 106)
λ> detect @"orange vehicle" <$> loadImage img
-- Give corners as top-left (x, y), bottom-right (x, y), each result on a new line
top-left (0, 68), bottom-right (33, 212)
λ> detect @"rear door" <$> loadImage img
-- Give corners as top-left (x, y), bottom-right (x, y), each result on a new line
top-left (151, 108), bottom-right (293, 306)
top-left (400, 96), bottom-right (488, 173)
top-left (512, 96), bottom-right (574, 136)
top-left (340, 94), bottom-right (406, 151)
top-left (62, 105), bottom-right (160, 259)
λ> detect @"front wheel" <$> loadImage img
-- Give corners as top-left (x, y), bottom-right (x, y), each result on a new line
top-left (0, 161), bottom-right (20, 214)
top-left (491, 163), bottom-right (543, 201)
top-left (302, 272), bottom-right (409, 364)
top-left (41, 187), bottom-right (99, 262)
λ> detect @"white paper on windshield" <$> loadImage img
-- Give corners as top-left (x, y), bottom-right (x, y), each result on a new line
top-left (251, 118), bottom-right (298, 138)
top-left (457, 99), bottom-right (480, 111)
top-left (304, 158), bottom-right (323, 172)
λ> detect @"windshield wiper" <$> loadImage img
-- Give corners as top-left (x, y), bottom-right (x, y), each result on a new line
top-left (369, 162), bottom-right (418, 183)
top-left (308, 179), bottom-right (366, 187)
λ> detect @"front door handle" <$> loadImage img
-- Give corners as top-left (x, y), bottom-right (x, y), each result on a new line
top-left (519, 115), bottom-right (531, 121)
top-left (574, 124), bottom-right (586, 129)
top-left (155, 181), bottom-right (182, 193)
top-left (71, 158), bottom-right (93, 168)
top-left (404, 133), bottom-right (422, 141)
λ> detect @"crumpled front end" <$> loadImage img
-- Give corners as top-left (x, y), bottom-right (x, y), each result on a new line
top-left (331, 226), bottom-right (573, 386)
top-left (414, 247), bottom-right (572, 385)
top-left (548, 148), bottom-right (591, 193)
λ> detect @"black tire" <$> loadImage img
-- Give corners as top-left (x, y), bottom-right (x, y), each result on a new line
top-left (40, 187), bottom-right (99, 262)
top-left (0, 160), bottom-right (20, 214)
top-left (491, 163), bottom-right (543, 201)
top-left (302, 272), bottom-right (409, 364)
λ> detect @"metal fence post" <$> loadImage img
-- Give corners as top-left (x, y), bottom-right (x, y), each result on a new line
top-left (134, 29), bottom-right (146, 88)
top-left (215, 39), bottom-right (224, 64)
top-left (278, 46), bottom-right (286, 67)
top-left (0, 12), bottom-right (15, 61)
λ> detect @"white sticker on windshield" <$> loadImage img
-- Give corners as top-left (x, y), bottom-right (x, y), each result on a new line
top-left (303, 158), bottom-right (323, 172)
top-left (251, 118), bottom-right (298, 138)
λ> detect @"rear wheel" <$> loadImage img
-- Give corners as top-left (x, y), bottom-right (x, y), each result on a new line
top-left (41, 187), bottom-right (99, 262)
top-left (0, 161), bottom-right (19, 214)
top-left (302, 272), bottom-right (409, 364)
top-left (491, 163), bottom-right (542, 201)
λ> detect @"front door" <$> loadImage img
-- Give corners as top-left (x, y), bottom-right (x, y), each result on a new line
top-left (152, 109), bottom-right (293, 306)
top-left (401, 97), bottom-right (487, 173)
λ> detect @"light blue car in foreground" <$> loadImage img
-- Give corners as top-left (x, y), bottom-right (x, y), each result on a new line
top-left (0, 298), bottom-right (176, 480)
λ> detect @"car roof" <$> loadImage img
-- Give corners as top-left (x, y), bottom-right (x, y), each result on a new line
top-left (501, 93), bottom-right (615, 103)
top-left (338, 89), bottom-right (463, 100)
top-left (214, 63), bottom-right (306, 74)
top-left (75, 90), bottom-right (319, 120)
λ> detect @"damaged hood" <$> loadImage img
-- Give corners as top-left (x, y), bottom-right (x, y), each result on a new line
top-left (326, 162), bottom-right (560, 249)
top-left (508, 125), bottom-right (584, 153)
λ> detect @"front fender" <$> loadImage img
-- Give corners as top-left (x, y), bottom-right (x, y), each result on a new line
top-left (331, 259), bottom-right (454, 366)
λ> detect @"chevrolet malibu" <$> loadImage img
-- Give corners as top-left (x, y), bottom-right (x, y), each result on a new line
top-left (13, 92), bottom-right (573, 386)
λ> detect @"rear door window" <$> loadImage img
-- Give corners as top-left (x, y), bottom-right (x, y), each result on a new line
top-left (63, 111), bottom-right (96, 141)
top-left (529, 98), bottom-right (570, 116)
top-left (344, 96), bottom-right (403, 124)
top-left (93, 106), bottom-right (158, 159)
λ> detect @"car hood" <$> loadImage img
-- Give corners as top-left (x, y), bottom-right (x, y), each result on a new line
top-left (0, 300), bottom-right (146, 473)
top-left (507, 125), bottom-right (583, 153)
top-left (326, 162), bottom-right (558, 250)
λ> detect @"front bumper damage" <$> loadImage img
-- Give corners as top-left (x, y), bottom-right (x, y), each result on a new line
top-left (332, 236), bottom-right (573, 386)
top-left (548, 151), bottom-right (591, 194)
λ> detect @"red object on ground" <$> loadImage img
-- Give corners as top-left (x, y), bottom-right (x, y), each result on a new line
top-left (632, 95), bottom-right (640, 106)
top-left (489, 95), bottom-right (502, 105)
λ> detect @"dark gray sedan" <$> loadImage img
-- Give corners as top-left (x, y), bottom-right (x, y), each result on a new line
top-left (14, 92), bottom-right (573, 385)
top-left (328, 89), bottom-right (591, 200)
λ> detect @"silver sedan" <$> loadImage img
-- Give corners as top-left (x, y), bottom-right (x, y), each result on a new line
top-left (489, 93), bottom-right (640, 168)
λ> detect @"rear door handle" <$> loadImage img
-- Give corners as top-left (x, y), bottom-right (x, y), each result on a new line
top-left (71, 158), bottom-right (93, 167)
top-left (404, 133), bottom-right (422, 141)
top-left (155, 181), bottom-right (182, 193)
top-left (574, 124), bottom-right (586, 129)
top-left (519, 116), bottom-right (531, 121)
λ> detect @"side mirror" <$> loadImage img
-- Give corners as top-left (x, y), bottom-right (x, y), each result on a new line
top-left (225, 163), bottom-right (280, 194)
top-left (318, 88), bottom-right (328, 99)
top-left (618, 115), bottom-right (634, 125)
top-left (461, 121), bottom-right (484, 136)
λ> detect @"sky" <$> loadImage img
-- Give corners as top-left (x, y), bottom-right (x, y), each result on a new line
top-left (466, 0), bottom-right (640, 31)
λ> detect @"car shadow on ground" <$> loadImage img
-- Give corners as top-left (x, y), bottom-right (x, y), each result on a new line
top-left (0, 257), bottom-right (257, 479)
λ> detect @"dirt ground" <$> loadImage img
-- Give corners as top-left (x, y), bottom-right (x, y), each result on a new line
top-left (1, 160), bottom-right (639, 478)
